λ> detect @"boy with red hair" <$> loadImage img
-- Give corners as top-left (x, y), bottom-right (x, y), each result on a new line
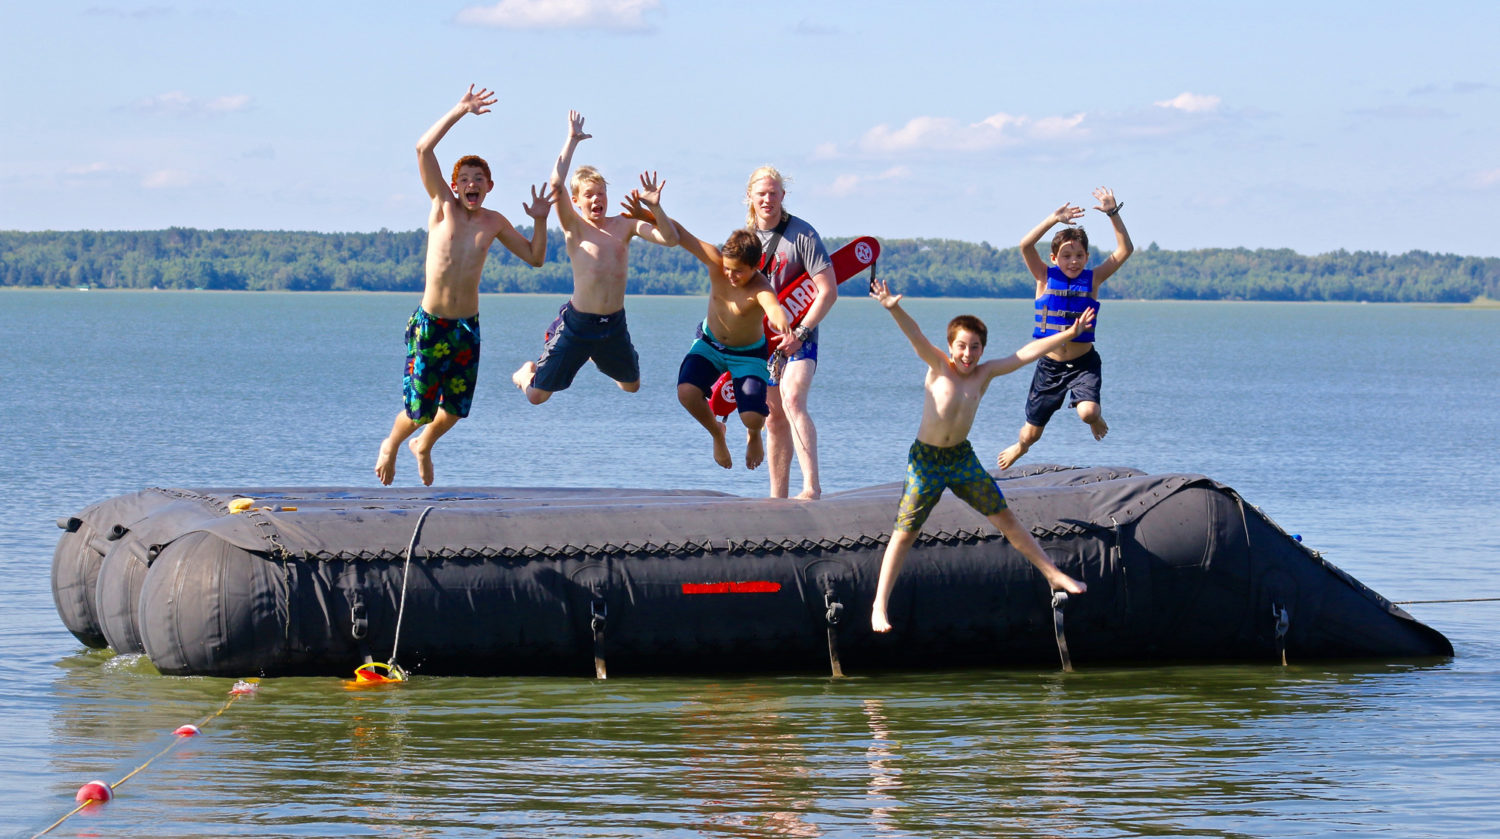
top-left (375, 85), bottom-right (553, 486)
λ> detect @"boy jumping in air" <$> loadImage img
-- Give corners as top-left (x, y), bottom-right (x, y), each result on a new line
top-left (868, 278), bottom-right (1089, 634)
top-left (618, 196), bottom-right (793, 471)
top-left (375, 85), bottom-right (552, 486)
top-left (996, 187), bottom-right (1133, 470)
top-left (512, 110), bottom-right (678, 402)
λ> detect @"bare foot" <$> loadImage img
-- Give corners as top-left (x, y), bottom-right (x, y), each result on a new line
top-left (745, 428), bottom-right (765, 470)
top-left (996, 442), bottom-right (1028, 470)
top-left (408, 437), bottom-right (435, 486)
top-left (512, 361), bottom-right (536, 392)
top-left (1088, 417), bottom-right (1109, 441)
top-left (1047, 570), bottom-right (1087, 595)
top-left (374, 439), bottom-right (399, 485)
top-left (872, 608), bottom-right (892, 633)
top-left (794, 488), bottom-right (821, 501)
top-left (709, 422), bottom-right (732, 469)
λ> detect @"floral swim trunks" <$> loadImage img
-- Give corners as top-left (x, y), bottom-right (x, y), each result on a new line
top-left (403, 307), bottom-right (480, 424)
top-left (893, 439), bottom-right (1008, 532)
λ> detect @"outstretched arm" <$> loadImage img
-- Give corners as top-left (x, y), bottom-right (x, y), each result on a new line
top-left (620, 192), bottom-right (719, 268)
top-left (629, 171), bottom-right (680, 247)
top-left (417, 85), bottom-right (494, 200)
top-left (550, 110), bottom-right (591, 232)
top-left (756, 286), bottom-right (794, 335)
top-left (985, 308), bottom-right (1097, 379)
top-left (494, 183), bottom-right (555, 266)
top-left (1018, 203), bottom-right (1083, 285)
top-left (1088, 187), bottom-right (1134, 285)
top-left (870, 279), bottom-right (948, 370)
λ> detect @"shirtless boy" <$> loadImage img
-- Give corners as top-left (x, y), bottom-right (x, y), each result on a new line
top-left (996, 187), bottom-right (1133, 470)
top-left (867, 278), bottom-right (1089, 633)
top-left (512, 111), bottom-right (678, 402)
top-left (374, 85), bottom-right (552, 486)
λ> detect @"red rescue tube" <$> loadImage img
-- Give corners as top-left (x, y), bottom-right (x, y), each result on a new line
top-left (707, 372), bottom-right (737, 418)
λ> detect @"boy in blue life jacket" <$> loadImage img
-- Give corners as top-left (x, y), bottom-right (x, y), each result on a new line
top-left (996, 188), bottom-right (1134, 470)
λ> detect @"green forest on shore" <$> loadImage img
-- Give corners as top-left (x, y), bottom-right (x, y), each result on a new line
top-left (3, 227), bottom-right (1497, 302)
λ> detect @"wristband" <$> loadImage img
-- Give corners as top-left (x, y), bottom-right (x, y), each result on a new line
top-left (1105, 201), bottom-right (1124, 217)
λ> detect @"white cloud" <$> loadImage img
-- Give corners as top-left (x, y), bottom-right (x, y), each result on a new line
top-left (135, 91), bottom-right (252, 116)
top-left (1475, 169), bottom-right (1500, 189)
top-left (142, 169), bottom-right (192, 189)
top-left (1350, 103), bottom-right (1448, 120)
top-left (86, 5), bottom-right (173, 19)
top-left (858, 112), bottom-right (1085, 154)
top-left (65, 162), bottom-right (119, 176)
top-left (794, 17), bottom-right (838, 36)
top-left (811, 141), bottom-right (839, 160)
top-left (1410, 81), bottom-right (1498, 96)
top-left (825, 166), bottom-right (910, 197)
top-left (206, 94), bottom-right (252, 113)
top-left (1154, 92), bottom-right (1221, 113)
top-left (843, 93), bottom-right (1244, 161)
top-left (456, 0), bottom-right (660, 31)
top-left (828, 174), bottom-right (860, 196)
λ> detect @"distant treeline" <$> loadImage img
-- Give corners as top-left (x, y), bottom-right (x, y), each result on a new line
top-left (3, 228), bottom-right (1497, 302)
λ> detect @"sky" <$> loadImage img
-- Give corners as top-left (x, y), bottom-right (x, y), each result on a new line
top-left (2, 1), bottom-right (1497, 256)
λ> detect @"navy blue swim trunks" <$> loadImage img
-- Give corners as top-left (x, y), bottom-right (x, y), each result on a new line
top-left (1023, 348), bottom-right (1102, 427)
top-left (531, 302), bottom-right (640, 393)
top-left (768, 337), bottom-right (817, 387)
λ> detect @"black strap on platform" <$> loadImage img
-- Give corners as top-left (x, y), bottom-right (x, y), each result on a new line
top-left (590, 598), bottom-right (609, 680)
top-left (823, 589), bottom-right (845, 679)
top-left (1272, 602), bottom-right (1289, 666)
top-left (1051, 591), bottom-right (1074, 672)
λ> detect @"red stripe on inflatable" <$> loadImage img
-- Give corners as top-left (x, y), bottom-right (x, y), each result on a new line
top-left (682, 581), bottom-right (782, 595)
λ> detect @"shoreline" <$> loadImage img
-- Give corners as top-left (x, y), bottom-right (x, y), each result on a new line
top-left (5, 286), bottom-right (1497, 307)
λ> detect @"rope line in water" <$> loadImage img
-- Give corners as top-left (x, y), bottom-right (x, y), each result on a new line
top-left (1394, 597), bottom-right (1500, 605)
top-left (32, 679), bottom-right (259, 838)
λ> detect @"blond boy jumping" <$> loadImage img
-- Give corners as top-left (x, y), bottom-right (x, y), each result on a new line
top-left (512, 110), bottom-right (678, 402)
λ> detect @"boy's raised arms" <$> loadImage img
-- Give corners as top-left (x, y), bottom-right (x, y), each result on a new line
top-left (417, 85), bottom-right (494, 202)
top-left (493, 186), bottom-right (554, 267)
top-left (981, 308), bottom-right (1097, 380)
top-left (870, 279), bottom-right (949, 371)
top-left (1086, 187), bottom-right (1134, 284)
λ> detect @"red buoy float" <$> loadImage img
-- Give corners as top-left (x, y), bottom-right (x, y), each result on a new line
top-left (75, 780), bottom-right (113, 803)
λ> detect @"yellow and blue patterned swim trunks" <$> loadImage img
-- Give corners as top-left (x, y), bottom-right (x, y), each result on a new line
top-left (894, 439), bottom-right (1007, 532)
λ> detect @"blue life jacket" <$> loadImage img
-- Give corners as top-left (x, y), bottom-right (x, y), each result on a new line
top-left (1032, 266), bottom-right (1097, 342)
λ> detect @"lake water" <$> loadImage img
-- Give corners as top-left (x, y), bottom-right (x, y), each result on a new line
top-left (2, 290), bottom-right (1497, 837)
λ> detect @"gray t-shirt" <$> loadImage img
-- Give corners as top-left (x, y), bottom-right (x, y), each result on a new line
top-left (755, 214), bottom-right (832, 342)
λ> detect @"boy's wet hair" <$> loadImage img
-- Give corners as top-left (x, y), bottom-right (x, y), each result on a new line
top-left (451, 155), bottom-right (492, 184)
top-left (947, 315), bottom-right (987, 347)
top-left (1051, 226), bottom-right (1089, 256)
top-left (721, 229), bottom-right (763, 267)
top-left (571, 165), bottom-right (608, 197)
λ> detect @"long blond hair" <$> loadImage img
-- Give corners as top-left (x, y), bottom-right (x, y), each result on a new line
top-left (744, 165), bottom-right (791, 229)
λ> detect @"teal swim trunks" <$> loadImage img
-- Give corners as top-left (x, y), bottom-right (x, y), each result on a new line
top-left (685, 320), bottom-right (769, 383)
top-left (894, 439), bottom-right (1007, 532)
